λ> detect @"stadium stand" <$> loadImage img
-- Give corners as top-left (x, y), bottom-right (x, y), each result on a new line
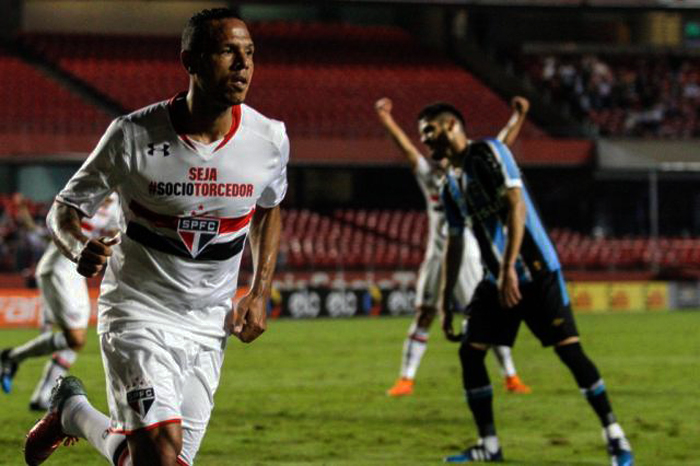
top-left (19, 23), bottom-right (547, 140)
top-left (0, 46), bottom-right (112, 153)
top-left (519, 52), bottom-right (700, 138)
top-left (2, 195), bottom-right (697, 273)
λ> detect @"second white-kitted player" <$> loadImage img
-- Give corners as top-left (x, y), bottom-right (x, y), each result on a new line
top-left (1, 193), bottom-right (121, 409)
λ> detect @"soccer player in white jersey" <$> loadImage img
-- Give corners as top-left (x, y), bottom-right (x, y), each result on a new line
top-left (24, 9), bottom-right (288, 466)
top-left (1, 193), bottom-right (120, 410)
top-left (376, 97), bottom-right (532, 397)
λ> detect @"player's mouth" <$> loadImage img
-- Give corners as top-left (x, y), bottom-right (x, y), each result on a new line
top-left (228, 76), bottom-right (249, 91)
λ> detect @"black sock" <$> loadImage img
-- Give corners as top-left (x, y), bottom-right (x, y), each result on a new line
top-left (555, 342), bottom-right (616, 427)
top-left (460, 343), bottom-right (495, 437)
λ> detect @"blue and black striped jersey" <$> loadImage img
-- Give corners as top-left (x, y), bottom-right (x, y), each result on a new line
top-left (442, 138), bottom-right (561, 285)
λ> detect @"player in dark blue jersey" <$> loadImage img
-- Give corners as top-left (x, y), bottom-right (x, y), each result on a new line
top-left (416, 103), bottom-right (633, 466)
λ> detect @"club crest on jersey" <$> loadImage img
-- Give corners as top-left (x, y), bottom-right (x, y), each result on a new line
top-left (177, 217), bottom-right (220, 258)
top-left (127, 387), bottom-right (155, 418)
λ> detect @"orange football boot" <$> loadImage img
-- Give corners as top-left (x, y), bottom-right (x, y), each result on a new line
top-left (505, 375), bottom-right (532, 394)
top-left (387, 377), bottom-right (414, 397)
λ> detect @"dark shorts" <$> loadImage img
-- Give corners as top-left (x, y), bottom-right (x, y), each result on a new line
top-left (464, 270), bottom-right (579, 347)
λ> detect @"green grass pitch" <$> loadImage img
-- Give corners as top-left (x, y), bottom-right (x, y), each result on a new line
top-left (1, 312), bottom-right (699, 465)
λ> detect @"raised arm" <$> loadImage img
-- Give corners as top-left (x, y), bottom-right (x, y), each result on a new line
top-left (47, 201), bottom-right (116, 277)
top-left (375, 97), bottom-right (424, 171)
top-left (497, 96), bottom-right (530, 147)
top-left (498, 188), bottom-right (527, 309)
top-left (228, 205), bottom-right (282, 343)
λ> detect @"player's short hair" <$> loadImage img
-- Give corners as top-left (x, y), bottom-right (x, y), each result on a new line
top-left (417, 102), bottom-right (466, 129)
top-left (181, 8), bottom-right (242, 54)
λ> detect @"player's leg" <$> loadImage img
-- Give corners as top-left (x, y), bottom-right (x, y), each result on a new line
top-left (25, 375), bottom-right (130, 465)
top-left (524, 271), bottom-right (633, 466)
top-left (2, 267), bottom-right (89, 395)
top-left (387, 257), bottom-right (440, 397)
top-left (127, 424), bottom-right (182, 465)
top-left (454, 239), bottom-right (531, 396)
top-left (177, 343), bottom-right (225, 465)
top-left (491, 346), bottom-right (531, 394)
top-left (29, 349), bottom-right (77, 411)
top-left (445, 280), bottom-right (521, 463)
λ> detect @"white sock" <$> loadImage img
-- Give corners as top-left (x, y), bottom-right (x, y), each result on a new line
top-left (492, 346), bottom-right (517, 378)
top-left (400, 323), bottom-right (429, 379)
top-left (30, 359), bottom-right (68, 407)
top-left (605, 422), bottom-right (625, 439)
top-left (61, 395), bottom-right (128, 464)
top-left (8, 332), bottom-right (68, 363)
top-left (480, 435), bottom-right (500, 453)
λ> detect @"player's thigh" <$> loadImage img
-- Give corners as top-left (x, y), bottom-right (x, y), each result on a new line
top-left (453, 255), bottom-right (484, 310)
top-left (521, 271), bottom-right (579, 347)
top-left (465, 280), bottom-right (522, 347)
top-left (100, 328), bottom-right (187, 434)
top-left (37, 268), bottom-right (90, 330)
top-left (127, 422), bottom-right (183, 466)
top-left (179, 347), bottom-right (225, 465)
top-left (415, 256), bottom-right (442, 309)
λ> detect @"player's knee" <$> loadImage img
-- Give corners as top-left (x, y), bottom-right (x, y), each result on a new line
top-left (416, 306), bottom-right (437, 327)
top-left (64, 330), bottom-right (87, 350)
top-left (459, 342), bottom-right (487, 367)
top-left (459, 342), bottom-right (489, 388)
top-left (128, 426), bottom-right (183, 466)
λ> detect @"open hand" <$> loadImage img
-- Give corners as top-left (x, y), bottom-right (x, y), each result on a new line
top-left (441, 311), bottom-right (462, 342)
top-left (498, 265), bottom-right (522, 309)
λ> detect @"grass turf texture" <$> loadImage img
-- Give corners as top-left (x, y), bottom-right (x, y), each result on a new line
top-left (1, 312), bottom-right (698, 465)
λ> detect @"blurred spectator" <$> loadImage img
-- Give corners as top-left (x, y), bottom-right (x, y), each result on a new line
top-left (524, 53), bottom-right (700, 138)
top-left (0, 193), bottom-right (49, 273)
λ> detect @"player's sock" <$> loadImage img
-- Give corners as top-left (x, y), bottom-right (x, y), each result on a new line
top-left (61, 395), bottom-right (129, 465)
top-left (492, 345), bottom-right (516, 377)
top-left (8, 332), bottom-right (69, 363)
top-left (400, 323), bottom-right (429, 379)
top-left (555, 342), bottom-right (617, 426)
top-left (30, 350), bottom-right (77, 409)
top-left (461, 343), bottom-right (498, 451)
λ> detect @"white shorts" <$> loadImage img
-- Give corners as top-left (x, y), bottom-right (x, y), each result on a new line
top-left (415, 235), bottom-right (483, 310)
top-left (36, 244), bottom-right (90, 330)
top-left (100, 327), bottom-right (225, 465)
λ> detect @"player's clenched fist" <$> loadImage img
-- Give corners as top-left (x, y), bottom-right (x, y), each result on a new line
top-left (374, 97), bottom-right (393, 117)
top-left (76, 235), bottom-right (119, 278)
top-left (511, 96), bottom-right (530, 115)
top-left (228, 292), bottom-right (267, 343)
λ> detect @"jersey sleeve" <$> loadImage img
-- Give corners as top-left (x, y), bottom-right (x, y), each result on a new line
top-left (257, 125), bottom-right (289, 209)
top-left (441, 182), bottom-right (465, 237)
top-left (57, 118), bottom-right (130, 217)
top-left (413, 156), bottom-right (433, 188)
top-left (486, 139), bottom-right (523, 189)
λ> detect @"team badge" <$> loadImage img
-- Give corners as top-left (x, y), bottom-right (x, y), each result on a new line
top-left (177, 217), bottom-right (220, 258)
top-left (127, 387), bottom-right (155, 417)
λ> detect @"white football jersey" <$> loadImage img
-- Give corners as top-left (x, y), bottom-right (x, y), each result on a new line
top-left (414, 156), bottom-right (482, 266)
top-left (37, 192), bottom-right (122, 277)
top-left (57, 96), bottom-right (289, 349)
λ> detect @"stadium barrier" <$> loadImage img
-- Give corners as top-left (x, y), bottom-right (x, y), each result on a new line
top-left (1, 280), bottom-right (696, 329)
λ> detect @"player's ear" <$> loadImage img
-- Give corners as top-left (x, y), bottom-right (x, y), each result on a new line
top-left (181, 50), bottom-right (197, 75)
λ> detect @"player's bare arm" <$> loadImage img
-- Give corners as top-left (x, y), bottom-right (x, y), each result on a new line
top-left (47, 201), bottom-right (116, 278)
top-left (498, 188), bottom-right (526, 308)
top-left (441, 232), bottom-right (464, 342)
top-left (229, 205), bottom-right (282, 343)
top-left (497, 96), bottom-right (530, 147)
top-left (375, 97), bottom-right (424, 170)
